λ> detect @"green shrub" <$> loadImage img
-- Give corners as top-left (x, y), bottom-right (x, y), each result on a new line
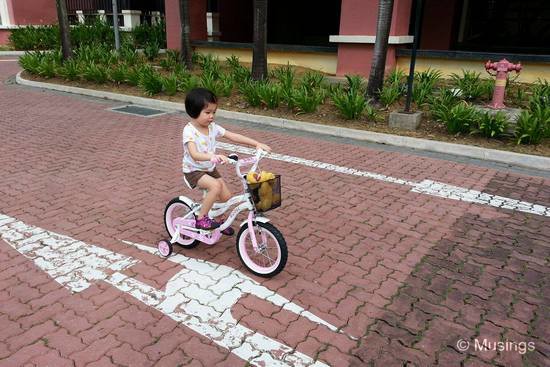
top-left (332, 89), bottom-right (367, 120)
top-left (471, 112), bottom-right (509, 139)
top-left (162, 74), bottom-right (178, 96)
top-left (346, 75), bottom-right (366, 94)
top-left (70, 21), bottom-right (113, 48)
top-left (293, 86), bottom-right (324, 114)
top-left (82, 62), bottom-right (108, 83)
top-left (257, 81), bottom-right (282, 109)
top-left (271, 63), bottom-right (295, 91)
top-left (160, 50), bottom-right (180, 70)
top-left (364, 104), bottom-right (381, 122)
top-left (138, 67), bottom-right (163, 96)
top-left (413, 68), bottom-right (442, 105)
top-left (199, 71), bottom-right (232, 97)
top-left (126, 66), bottom-right (142, 86)
top-left (74, 44), bottom-right (116, 65)
top-left (19, 51), bottom-right (45, 74)
top-left (331, 75), bottom-right (368, 120)
top-left (109, 63), bottom-right (129, 84)
top-left (428, 88), bottom-right (460, 121)
top-left (178, 75), bottom-right (200, 93)
top-left (379, 70), bottom-right (406, 107)
top-left (530, 78), bottom-right (550, 110)
top-left (143, 42), bottom-right (160, 61)
top-left (438, 102), bottom-right (481, 134)
top-left (450, 70), bottom-right (485, 100)
top-left (300, 71), bottom-right (325, 91)
top-left (9, 25), bottom-right (59, 50)
top-left (118, 44), bottom-right (142, 66)
top-left (37, 58), bottom-right (57, 78)
top-left (131, 19), bottom-right (166, 48)
top-left (225, 55), bottom-right (251, 83)
top-left (199, 54), bottom-right (221, 78)
top-left (515, 108), bottom-right (548, 145)
top-left (239, 81), bottom-right (262, 107)
top-left (58, 59), bottom-right (82, 81)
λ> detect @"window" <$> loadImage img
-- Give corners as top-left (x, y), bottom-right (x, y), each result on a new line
top-left (456, 0), bottom-right (550, 54)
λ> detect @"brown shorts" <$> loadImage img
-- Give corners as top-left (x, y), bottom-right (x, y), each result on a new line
top-left (184, 168), bottom-right (221, 189)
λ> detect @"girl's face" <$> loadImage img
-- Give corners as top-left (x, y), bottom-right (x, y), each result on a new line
top-left (195, 102), bottom-right (217, 127)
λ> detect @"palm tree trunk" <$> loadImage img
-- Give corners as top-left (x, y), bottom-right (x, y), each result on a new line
top-left (55, 0), bottom-right (72, 61)
top-left (251, 0), bottom-right (268, 80)
top-left (366, 0), bottom-right (394, 102)
top-left (179, 0), bottom-right (193, 70)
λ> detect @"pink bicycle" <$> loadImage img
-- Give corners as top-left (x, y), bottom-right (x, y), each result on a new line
top-left (157, 150), bottom-right (287, 277)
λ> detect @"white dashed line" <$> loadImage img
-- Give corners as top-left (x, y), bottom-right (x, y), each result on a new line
top-left (218, 143), bottom-right (550, 217)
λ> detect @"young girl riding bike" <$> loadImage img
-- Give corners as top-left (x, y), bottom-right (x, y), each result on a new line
top-left (182, 88), bottom-right (271, 232)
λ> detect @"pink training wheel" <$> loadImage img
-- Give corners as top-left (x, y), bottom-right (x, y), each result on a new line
top-left (157, 239), bottom-right (173, 257)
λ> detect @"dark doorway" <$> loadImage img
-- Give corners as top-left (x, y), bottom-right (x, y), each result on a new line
top-left (218, 0), bottom-right (340, 47)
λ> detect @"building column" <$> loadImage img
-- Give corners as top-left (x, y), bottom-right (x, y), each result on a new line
top-left (76, 10), bottom-right (85, 24)
top-left (122, 9), bottom-right (141, 29)
top-left (0, 0), bottom-right (12, 25)
top-left (331, 0), bottom-right (414, 77)
top-left (97, 10), bottom-right (106, 23)
top-left (165, 0), bottom-right (207, 50)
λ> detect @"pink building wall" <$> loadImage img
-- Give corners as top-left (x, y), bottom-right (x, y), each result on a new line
top-left (9, 0), bottom-right (57, 25)
top-left (336, 0), bottom-right (414, 77)
top-left (0, 31), bottom-right (10, 44)
top-left (165, 0), bottom-right (207, 50)
top-left (0, 0), bottom-right (57, 46)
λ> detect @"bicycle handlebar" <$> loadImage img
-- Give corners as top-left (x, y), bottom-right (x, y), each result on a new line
top-left (227, 149), bottom-right (267, 177)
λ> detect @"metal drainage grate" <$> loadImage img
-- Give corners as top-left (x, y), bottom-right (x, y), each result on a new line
top-left (110, 105), bottom-right (167, 117)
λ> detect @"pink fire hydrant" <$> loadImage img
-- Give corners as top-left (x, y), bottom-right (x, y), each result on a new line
top-left (485, 58), bottom-right (522, 109)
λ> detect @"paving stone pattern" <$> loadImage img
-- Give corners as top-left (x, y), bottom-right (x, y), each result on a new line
top-left (0, 60), bottom-right (549, 366)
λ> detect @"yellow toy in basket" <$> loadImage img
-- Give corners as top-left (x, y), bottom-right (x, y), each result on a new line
top-left (247, 170), bottom-right (275, 211)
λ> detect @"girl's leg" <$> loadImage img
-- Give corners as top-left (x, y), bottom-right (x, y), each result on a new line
top-left (197, 174), bottom-right (222, 219)
top-left (217, 178), bottom-right (232, 202)
top-left (216, 178), bottom-right (235, 235)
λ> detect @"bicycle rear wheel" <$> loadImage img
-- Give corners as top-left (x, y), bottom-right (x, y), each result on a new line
top-left (164, 197), bottom-right (199, 248)
top-left (236, 222), bottom-right (287, 277)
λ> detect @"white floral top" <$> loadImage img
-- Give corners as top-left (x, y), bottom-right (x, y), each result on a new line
top-left (182, 122), bottom-right (226, 173)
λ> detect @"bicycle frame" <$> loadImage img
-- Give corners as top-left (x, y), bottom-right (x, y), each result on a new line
top-left (170, 150), bottom-right (268, 248)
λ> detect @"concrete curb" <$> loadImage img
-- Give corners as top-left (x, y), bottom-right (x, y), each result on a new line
top-left (15, 71), bottom-right (550, 172)
top-left (0, 51), bottom-right (25, 56)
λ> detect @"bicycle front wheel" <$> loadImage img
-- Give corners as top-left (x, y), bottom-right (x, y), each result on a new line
top-left (236, 222), bottom-right (287, 277)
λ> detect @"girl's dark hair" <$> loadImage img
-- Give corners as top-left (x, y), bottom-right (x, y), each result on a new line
top-left (184, 88), bottom-right (218, 118)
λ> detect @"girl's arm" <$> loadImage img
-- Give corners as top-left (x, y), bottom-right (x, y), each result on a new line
top-left (188, 142), bottom-right (228, 163)
top-left (223, 131), bottom-right (271, 152)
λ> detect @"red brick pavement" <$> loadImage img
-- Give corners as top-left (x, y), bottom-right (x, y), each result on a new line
top-left (1, 60), bottom-right (549, 366)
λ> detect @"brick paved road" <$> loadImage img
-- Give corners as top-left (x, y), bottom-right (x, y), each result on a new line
top-left (1, 59), bottom-right (549, 367)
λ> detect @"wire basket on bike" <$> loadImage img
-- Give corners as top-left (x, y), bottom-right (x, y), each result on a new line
top-left (247, 174), bottom-right (281, 212)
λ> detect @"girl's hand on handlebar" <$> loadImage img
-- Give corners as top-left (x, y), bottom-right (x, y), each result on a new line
top-left (210, 154), bottom-right (229, 164)
top-left (256, 143), bottom-right (271, 153)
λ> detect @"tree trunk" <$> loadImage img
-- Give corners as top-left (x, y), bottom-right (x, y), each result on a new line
top-left (179, 0), bottom-right (193, 70)
top-left (251, 0), bottom-right (268, 80)
top-left (366, 0), bottom-right (394, 102)
top-left (55, 0), bottom-right (72, 61)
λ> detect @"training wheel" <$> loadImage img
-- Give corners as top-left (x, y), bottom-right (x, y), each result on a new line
top-left (157, 239), bottom-right (173, 257)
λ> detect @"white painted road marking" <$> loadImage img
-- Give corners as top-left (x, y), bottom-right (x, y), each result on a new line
top-left (0, 213), bottom-right (344, 366)
top-left (0, 59), bottom-right (18, 62)
top-left (0, 215), bottom-right (137, 292)
top-left (218, 143), bottom-right (550, 217)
